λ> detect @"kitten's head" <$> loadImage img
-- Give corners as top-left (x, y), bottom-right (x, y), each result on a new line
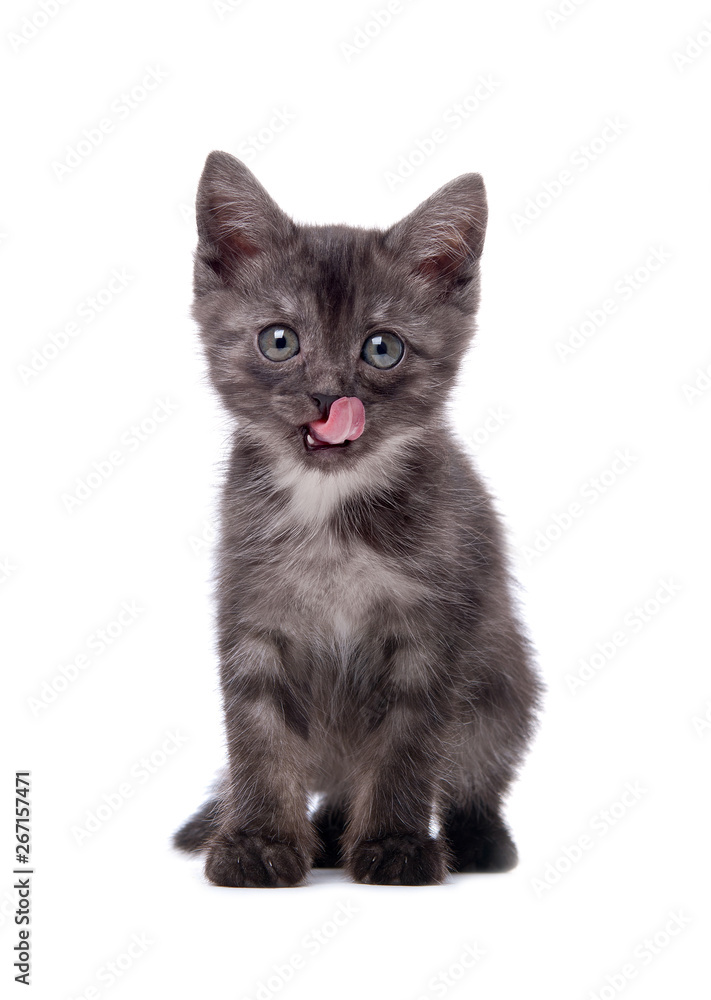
top-left (192, 151), bottom-right (487, 473)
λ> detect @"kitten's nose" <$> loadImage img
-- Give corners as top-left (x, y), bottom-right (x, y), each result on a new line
top-left (310, 393), bottom-right (341, 419)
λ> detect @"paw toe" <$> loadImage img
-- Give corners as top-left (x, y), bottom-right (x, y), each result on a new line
top-left (205, 832), bottom-right (309, 888)
top-left (348, 834), bottom-right (447, 886)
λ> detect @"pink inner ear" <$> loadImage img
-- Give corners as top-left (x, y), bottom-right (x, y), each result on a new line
top-left (210, 200), bottom-right (262, 259)
top-left (418, 233), bottom-right (471, 281)
top-left (220, 225), bottom-right (261, 259)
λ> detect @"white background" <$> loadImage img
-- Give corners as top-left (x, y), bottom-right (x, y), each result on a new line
top-left (2, 0), bottom-right (710, 997)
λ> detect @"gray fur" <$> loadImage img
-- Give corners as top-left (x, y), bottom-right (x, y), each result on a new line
top-left (174, 152), bottom-right (542, 886)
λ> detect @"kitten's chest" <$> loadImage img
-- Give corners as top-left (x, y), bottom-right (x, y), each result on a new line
top-left (256, 525), bottom-right (424, 639)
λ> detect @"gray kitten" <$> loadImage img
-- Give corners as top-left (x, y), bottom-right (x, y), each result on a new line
top-left (174, 152), bottom-right (541, 886)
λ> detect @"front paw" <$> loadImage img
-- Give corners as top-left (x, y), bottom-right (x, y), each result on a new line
top-left (205, 831), bottom-right (310, 888)
top-left (347, 834), bottom-right (448, 885)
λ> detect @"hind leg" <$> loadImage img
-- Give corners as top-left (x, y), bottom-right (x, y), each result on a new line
top-left (311, 800), bottom-right (347, 868)
top-left (442, 650), bottom-right (539, 874)
top-left (442, 800), bottom-right (518, 872)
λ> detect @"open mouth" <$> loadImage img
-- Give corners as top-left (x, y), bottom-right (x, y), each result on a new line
top-left (301, 426), bottom-right (350, 452)
top-left (301, 396), bottom-right (365, 453)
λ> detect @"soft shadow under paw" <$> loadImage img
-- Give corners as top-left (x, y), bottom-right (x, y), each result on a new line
top-left (204, 831), bottom-right (310, 888)
top-left (348, 834), bottom-right (448, 885)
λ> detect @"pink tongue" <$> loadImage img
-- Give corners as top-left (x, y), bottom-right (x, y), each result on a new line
top-left (308, 396), bottom-right (365, 444)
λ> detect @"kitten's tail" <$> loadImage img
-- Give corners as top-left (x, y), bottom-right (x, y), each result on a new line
top-left (172, 798), bottom-right (220, 853)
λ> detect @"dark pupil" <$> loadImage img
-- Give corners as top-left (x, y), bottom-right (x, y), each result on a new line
top-left (376, 340), bottom-right (387, 354)
top-left (274, 332), bottom-right (286, 349)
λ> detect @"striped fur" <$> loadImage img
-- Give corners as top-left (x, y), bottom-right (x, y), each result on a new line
top-left (174, 153), bottom-right (542, 886)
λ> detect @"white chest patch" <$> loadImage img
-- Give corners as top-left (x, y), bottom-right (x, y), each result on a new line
top-left (270, 430), bottom-right (415, 525)
top-left (272, 528), bottom-right (423, 641)
top-left (258, 432), bottom-right (424, 640)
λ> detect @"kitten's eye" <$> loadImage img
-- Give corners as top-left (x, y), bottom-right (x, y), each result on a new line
top-left (258, 324), bottom-right (300, 361)
top-left (361, 331), bottom-right (404, 370)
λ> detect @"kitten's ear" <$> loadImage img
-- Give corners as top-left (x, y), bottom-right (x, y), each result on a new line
top-left (384, 174), bottom-right (487, 290)
top-left (194, 151), bottom-right (295, 292)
